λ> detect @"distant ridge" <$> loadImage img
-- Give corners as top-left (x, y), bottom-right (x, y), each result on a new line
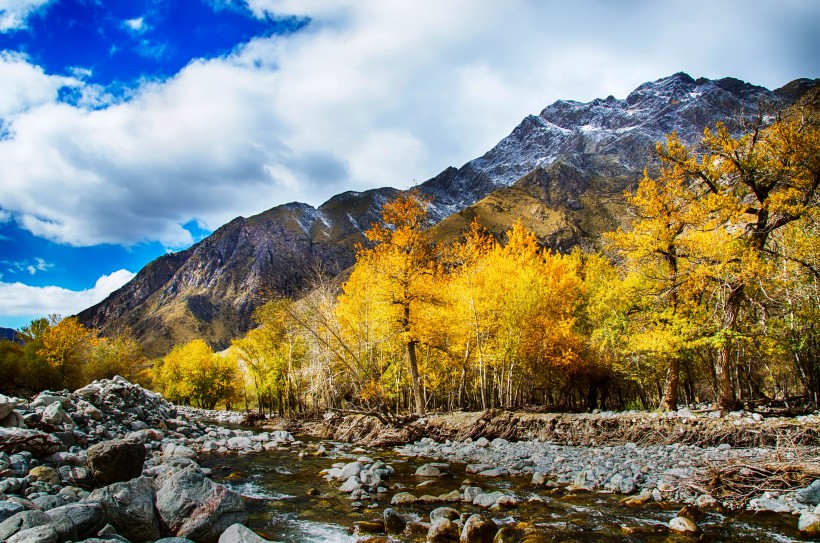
top-left (77, 73), bottom-right (819, 356)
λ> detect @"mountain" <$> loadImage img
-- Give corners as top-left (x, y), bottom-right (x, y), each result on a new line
top-left (77, 73), bottom-right (819, 356)
top-left (0, 327), bottom-right (19, 343)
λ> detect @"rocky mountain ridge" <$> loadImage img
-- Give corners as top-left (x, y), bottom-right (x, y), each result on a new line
top-left (77, 73), bottom-right (819, 356)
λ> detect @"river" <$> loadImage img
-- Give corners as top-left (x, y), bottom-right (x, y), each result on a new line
top-left (197, 436), bottom-right (806, 543)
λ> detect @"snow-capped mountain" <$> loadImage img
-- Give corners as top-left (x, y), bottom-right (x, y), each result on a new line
top-left (77, 74), bottom-right (818, 355)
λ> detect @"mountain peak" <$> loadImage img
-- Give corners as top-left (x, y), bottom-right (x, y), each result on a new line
top-left (78, 74), bottom-right (815, 356)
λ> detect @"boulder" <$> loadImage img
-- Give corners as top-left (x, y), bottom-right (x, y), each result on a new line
top-left (0, 510), bottom-right (50, 542)
top-left (45, 502), bottom-right (107, 541)
top-left (339, 476), bottom-right (362, 493)
top-left (415, 464), bottom-right (441, 477)
top-left (6, 524), bottom-right (59, 543)
top-left (383, 508), bottom-right (406, 534)
top-left (41, 402), bottom-right (73, 427)
top-left (472, 491), bottom-right (507, 509)
top-left (0, 394), bottom-right (16, 419)
top-left (668, 516), bottom-right (703, 536)
top-left (0, 501), bottom-right (25, 523)
top-left (88, 476), bottom-right (160, 542)
top-left (87, 438), bottom-right (146, 486)
top-left (0, 410), bottom-right (26, 428)
top-left (428, 518), bottom-right (460, 542)
top-left (28, 465), bottom-right (60, 485)
top-left (430, 507), bottom-right (461, 523)
top-left (460, 514), bottom-right (498, 543)
top-left (156, 466), bottom-right (247, 543)
top-left (31, 495), bottom-right (68, 511)
top-left (798, 511), bottom-right (820, 536)
top-left (336, 462), bottom-right (363, 480)
top-left (218, 523), bottom-right (270, 543)
top-left (796, 480), bottom-right (820, 506)
top-left (226, 437), bottom-right (253, 450)
top-left (0, 428), bottom-right (62, 456)
top-left (390, 492), bottom-right (418, 505)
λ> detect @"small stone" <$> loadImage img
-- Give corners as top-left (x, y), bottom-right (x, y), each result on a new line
top-left (390, 492), bottom-right (418, 505)
top-left (415, 464), bottom-right (441, 477)
top-left (340, 476), bottom-right (362, 493)
top-left (430, 506), bottom-right (460, 523)
top-left (218, 523), bottom-right (270, 543)
top-left (531, 472), bottom-right (545, 485)
top-left (27, 465), bottom-right (60, 485)
top-left (798, 512), bottom-right (820, 536)
top-left (669, 516), bottom-right (702, 536)
top-left (352, 520), bottom-right (385, 535)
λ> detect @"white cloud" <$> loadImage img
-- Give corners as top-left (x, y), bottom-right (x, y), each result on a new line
top-left (0, 51), bottom-right (79, 119)
top-left (124, 17), bottom-right (148, 34)
top-left (0, 0), bottom-right (50, 32)
top-left (0, 269), bottom-right (135, 317)
top-left (0, 0), bottom-right (817, 247)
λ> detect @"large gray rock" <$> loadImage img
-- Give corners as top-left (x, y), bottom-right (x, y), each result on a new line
top-left (156, 466), bottom-right (247, 543)
top-left (218, 523), bottom-right (269, 543)
top-left (88, 476), bottom-right (160, 542)
top-left (0, 501), bottom-right (25, 522)
top-left (6, 524), bottom-right (59, 543)
top-left (87, 438), bottom-right (146, 486)
top-left (0, 510), bottom-right (50, 541)
top-left (0, 409), bottom-right (26, 428)
top-left (41, 402), bottom-right (73, 427)
top-left (45, 502), bottom-right (107, 542)
top-left (797, 480), bottom-right (820, 506)
top-left (0, 428), bottom-right (62, 456)
top-left (0, 394), bottom-right (15, 419)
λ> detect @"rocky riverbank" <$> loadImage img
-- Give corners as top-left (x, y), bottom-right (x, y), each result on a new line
top-left (2, 378), bottom-right (820, 541)
top-left (0, 377), bottom-right (297, 542)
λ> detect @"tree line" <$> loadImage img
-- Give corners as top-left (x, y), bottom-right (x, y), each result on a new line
top-left (1, 92), bottom-right (817, 416)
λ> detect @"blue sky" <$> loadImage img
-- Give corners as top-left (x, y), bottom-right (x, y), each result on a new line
top-left (0, 0), bottom-right (818, 330)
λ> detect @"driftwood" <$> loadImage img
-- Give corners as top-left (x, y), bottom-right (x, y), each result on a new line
top-left (325, 407), bottom-right (398, 426)
top-left (0, 427), bottom-right (62, 456)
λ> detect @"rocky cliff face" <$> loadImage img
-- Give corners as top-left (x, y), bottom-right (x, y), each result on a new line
top-left (77, 73), bottom-right (818, 356)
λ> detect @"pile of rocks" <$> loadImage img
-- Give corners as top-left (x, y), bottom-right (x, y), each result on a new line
top-left (396, 435), bottom-right (820, 537)
top-left (0, 377), bottom-right (285, 543)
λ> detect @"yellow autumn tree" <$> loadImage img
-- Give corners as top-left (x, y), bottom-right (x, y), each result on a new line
top-left (233, 299), bottom-right (306, 416)
top-left (339, 190), bottom-right (438, 415)
top-left (609, 91), bottom-right (820, 409)
top-left (156, 339), bottom-right (239, 409)
top-left (39, 315), bottom-right (99, 390)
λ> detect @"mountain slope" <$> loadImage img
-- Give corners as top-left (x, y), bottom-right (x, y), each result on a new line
top-left (77, 73), bottom-right (818, 356)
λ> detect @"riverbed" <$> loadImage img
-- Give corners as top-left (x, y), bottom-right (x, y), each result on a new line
top-left (198, 437), bottom-right (807, 543)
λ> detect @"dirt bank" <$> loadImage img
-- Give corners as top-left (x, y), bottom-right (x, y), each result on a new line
top-left (262, 408), bottom-right (820, 448)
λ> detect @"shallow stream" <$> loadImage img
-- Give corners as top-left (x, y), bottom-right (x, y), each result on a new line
top-left (198, 437), bottom-right (806, 543)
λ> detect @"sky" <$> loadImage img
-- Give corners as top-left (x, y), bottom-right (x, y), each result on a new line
top-left (0, 0), bottom-right (817, 330)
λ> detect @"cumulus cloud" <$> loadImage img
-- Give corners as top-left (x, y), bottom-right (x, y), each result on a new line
top-left (0, 51), bottom-right (79, 119)
top-left (0, 0), bottom-right (817, 247)
top-left (0, 269), bottom-right (135, 317)
top-left (0, 0), bottom-right (51, 32)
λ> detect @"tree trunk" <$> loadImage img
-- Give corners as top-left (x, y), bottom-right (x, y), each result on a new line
top-left (407, 340), bottom-right (426, 415)
top-left (715, 345), bottom-right (739, 410)
top-left (659, 357), bottom-right (680, 411)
